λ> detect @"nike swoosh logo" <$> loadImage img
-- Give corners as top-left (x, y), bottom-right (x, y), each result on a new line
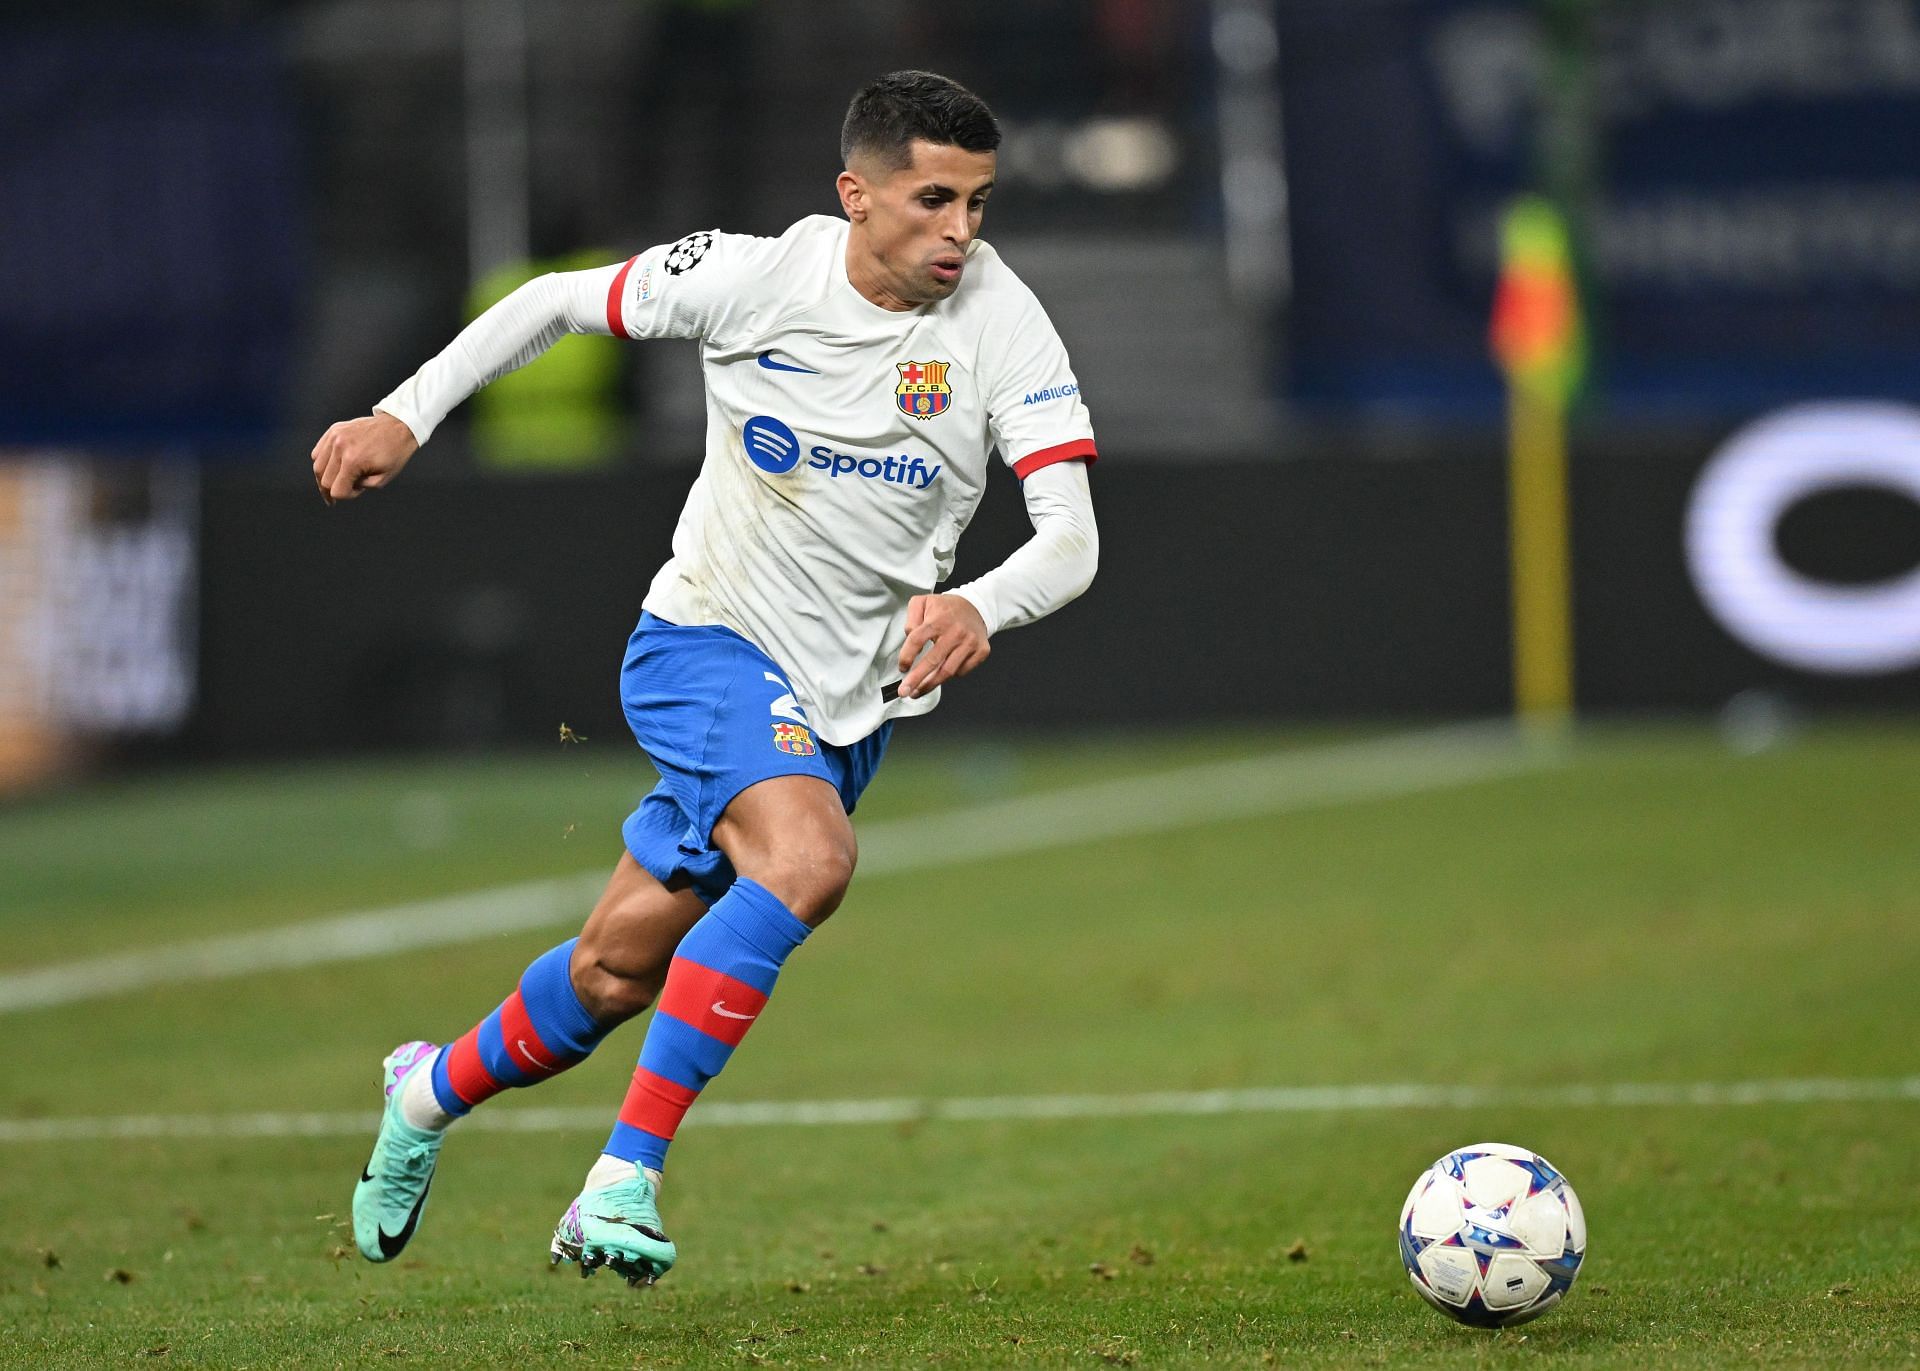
top-left (361, 1167), bottom-right (375, 1183)
top-left (516, 1038), bottom-right (551, 1072)
top-left (711, 1000), bottom-right (756, 1021)
top-left (757, 350), bottom-right (820, 374)
top-left (377, 1177), bottom-right (433, 1259)
top-left (591, 1213), bottom-right (669, 1243)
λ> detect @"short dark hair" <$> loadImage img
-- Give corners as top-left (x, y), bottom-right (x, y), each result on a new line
top-left (840, 71), bottom-right (1000, 171)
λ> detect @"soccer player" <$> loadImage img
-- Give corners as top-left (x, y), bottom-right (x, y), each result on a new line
top-left (314, 71), bottom-right (1099, 1285)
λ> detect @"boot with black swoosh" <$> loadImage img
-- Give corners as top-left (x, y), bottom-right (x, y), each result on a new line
top-left (549, 1157), bottom-right (676, 1286)
top-left (351, 1041), bottom-right (445, 1262)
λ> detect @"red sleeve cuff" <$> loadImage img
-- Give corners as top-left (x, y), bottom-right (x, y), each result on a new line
top-left (605, 255), bottom-right (639, 338)
top-left (1012, 439), bottom-right (1098, 480)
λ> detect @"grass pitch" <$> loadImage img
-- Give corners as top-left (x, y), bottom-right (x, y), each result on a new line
top-left (1, 723), bottom-right (1917, 1368)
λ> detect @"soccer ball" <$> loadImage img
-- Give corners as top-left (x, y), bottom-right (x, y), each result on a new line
top-left (1398, 1142), bottom-right (1586, 1327)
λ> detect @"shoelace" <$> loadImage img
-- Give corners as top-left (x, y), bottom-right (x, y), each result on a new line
top-left (382, 1138), bottom-right (437, 1196)
top-left (589, 1181), bottom-right (662, 1232)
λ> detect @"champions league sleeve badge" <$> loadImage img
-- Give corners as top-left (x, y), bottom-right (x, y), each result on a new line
top-left (894, 360), bottom-right (953, 419)
top-left (665, 231), bottom-right (714, 275)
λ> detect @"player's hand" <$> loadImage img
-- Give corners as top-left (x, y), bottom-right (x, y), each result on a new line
top-left (310, 412), bottom-right (418, 505)
top-left (896, 593), bottom-right (990, 700)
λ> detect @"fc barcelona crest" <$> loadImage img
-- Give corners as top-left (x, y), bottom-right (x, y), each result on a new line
top-left (895, 360), bottom-right (953, 420)
top-left (772, 722), bottom-right (817, 756)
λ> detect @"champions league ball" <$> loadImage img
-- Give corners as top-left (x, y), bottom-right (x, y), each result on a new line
top-left (1398, 1143), bottom-right (1587, 1327)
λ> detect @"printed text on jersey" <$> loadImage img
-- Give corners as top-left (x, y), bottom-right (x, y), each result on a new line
top-left (742, 417), bottom-right (941, 489)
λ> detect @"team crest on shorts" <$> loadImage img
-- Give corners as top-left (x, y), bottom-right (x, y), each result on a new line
top-left (895, 360), bottom-right (952, 419)
top-left (772, 722), bottom-right (817, 756)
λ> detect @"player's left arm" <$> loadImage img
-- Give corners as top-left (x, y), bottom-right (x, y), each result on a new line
top-left (897, 283), bottom-right (1100, 700)
top-left (896, 460), bottom-right (1098, 699)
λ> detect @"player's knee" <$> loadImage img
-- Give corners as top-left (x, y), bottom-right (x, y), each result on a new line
top-left (750, 834), bottom-right (857, 926)
top-left (568, 938), bottom-right (664, 1025)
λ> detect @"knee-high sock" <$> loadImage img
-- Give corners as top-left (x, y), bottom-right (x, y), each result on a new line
top-left (604, 878), bottom-right (809, 1170)
top-left (431, 938), bottom-right (610, 1116)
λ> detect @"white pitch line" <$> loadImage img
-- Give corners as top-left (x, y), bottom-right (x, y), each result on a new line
top-left (0, 871), bottom-right (614, 1018)
top-left (1, 1075), bottom-right (1914, 1144)
top-left (855, 720), bottom-right (1557, 877)
top-left (0, 723), bottom-right (1556, 1015)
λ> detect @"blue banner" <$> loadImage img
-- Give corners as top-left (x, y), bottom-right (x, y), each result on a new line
top-left (1278, 0), bottom-right (1920, 420)
top-left (0, 27), bottom-right (302, 449)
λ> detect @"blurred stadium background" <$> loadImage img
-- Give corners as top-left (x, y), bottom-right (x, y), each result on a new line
top-left (5, 0), bottom-right (1919, 781)
top-left (4, 3), bottom-right (1920, 1364)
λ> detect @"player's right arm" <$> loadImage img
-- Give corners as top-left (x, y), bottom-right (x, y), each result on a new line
top-left (309, 264), bottom-right (624, 502)
top-left (311, 232), bottom-right (738, 503)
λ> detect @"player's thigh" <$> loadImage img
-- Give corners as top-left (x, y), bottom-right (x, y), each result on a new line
top-left (620, 613), bottom-right (839, 863)
top-left (571, 852), bottom-right (709, 1019)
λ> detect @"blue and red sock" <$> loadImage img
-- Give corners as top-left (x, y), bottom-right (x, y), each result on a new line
top-left (605, 878), bottom-right (809, 1171)
top-left (431, 938), bottom-right (609, 1116)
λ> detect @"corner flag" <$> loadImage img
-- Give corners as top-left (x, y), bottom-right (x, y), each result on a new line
top-left (1491, 197), bottom-right (1585, 406)
top-left (1491, 197), bottom-right (1583, 726)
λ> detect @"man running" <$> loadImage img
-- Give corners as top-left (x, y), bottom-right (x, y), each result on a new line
top-left (314, 70), bottom-right (1099, 1285)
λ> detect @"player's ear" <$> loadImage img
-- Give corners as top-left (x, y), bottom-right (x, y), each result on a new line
top-left (836, 169), bottom-right (868, 223)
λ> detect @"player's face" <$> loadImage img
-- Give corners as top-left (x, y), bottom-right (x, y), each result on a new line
top-left (842, 140), bottom-right (996, 308)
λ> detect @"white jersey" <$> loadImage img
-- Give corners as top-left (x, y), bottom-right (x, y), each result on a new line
top-left (608, 214), bottom-right (1097, 745)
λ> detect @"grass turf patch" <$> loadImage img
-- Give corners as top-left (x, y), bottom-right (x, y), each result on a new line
top-left (4, 1106), bottom-right (1915, 1367)
top-left (2, 723), bottom-right (1918, 1366)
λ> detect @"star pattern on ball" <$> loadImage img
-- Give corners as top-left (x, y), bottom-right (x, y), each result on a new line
top-left (1399, 1145), bottom-right (1587, 1328)
top-left (665, 232), bottom-right (714, 275)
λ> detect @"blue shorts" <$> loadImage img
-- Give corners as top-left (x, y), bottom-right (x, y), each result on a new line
top-left (619, 612), bottom-right (891, 905)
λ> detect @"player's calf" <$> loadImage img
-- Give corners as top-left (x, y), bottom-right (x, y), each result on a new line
top-left (426, 938), bottom-right (612, 1119)
top-left (569, 852), bottom-right (710, 1022)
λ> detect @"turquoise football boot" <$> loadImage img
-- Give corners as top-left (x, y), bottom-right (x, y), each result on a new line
top-left (549, 1162), bottom-right (677, 1286)
top-left (351, 1041), bottom-right (445, 1262)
